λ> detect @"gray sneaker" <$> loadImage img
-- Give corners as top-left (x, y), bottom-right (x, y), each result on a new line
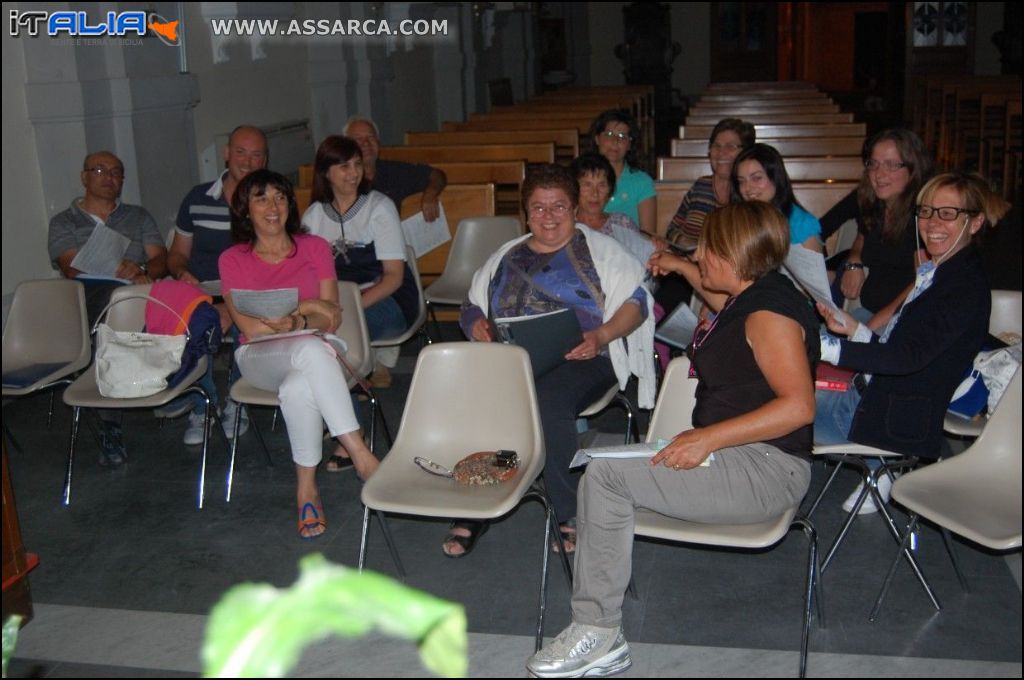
top-left (527, 623), bottom-right (631, 678)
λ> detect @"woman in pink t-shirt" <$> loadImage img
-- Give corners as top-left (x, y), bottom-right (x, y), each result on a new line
top-left (220, 169), bottom-right (378, 540)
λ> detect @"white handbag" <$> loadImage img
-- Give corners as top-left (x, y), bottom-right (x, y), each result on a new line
top-left (93, 295), bottom-right (189, 398)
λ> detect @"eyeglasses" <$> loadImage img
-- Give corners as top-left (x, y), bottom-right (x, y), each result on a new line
top-left (710, 142), bottom-right (742, 152)
top-left (864, 159), bottom-right (907, 173)
top-left (84, 166), bottom-right (124, 179)
top-left (916, 205), bottom-right (974, 221)
top-left (599, 130), bottom-right (630, 142)
top-left (528, 203), bottom-right (571, 217)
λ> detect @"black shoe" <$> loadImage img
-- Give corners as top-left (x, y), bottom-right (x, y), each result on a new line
top-left (97, 421), bottom-right (127, 467)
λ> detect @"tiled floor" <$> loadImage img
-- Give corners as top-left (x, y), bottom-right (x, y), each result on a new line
top-left (4, 336), bottom-right (1021, 677)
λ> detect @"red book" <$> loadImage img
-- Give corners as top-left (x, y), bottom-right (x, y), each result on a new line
top-left (816, 363), bottom-right (855, 392)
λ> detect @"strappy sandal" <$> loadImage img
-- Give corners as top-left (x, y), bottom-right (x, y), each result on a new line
top-left (298, 502), bottom-right (326, 540)
top-left (551, 518), bottom-right (577, 554)
top-left (441, 520), bottom-right (490, 558)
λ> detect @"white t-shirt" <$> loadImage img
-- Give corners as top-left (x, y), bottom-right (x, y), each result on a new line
top-left (301, 190), bottom-right (406, 261)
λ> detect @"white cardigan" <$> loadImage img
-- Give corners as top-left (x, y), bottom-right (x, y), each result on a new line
top-left (467, 225), bottom-right (656, 408)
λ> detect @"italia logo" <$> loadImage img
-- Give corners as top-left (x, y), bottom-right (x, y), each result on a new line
top-left (8, 10), bottom-right (181, 46)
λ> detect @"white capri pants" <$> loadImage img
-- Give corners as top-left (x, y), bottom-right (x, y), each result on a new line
top-left (235, 335), bottom-right (360, 467)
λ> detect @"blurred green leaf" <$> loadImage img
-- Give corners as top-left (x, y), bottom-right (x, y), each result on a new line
top-left (202, 554), bottom-right (466, 678)
top-left (3, 616), bottom-right (23, 679)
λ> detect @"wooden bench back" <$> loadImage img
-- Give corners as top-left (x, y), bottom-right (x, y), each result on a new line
top-left (659, 156), bottom-right (863, 182)
top-left (405, 129), bottom-right (578, 164)
top-left (443, 118), bottom-right (593, 135)
top-left (380, 143), bottom-right (555, 165)
top-left (671, 136), bottom-right (864, 158)
top-left (690, 103), bottom-right (840, 116)
top-left (679, 122), bottom-right (867, 140)
top-left (686, 112), bottom-right (854, 125)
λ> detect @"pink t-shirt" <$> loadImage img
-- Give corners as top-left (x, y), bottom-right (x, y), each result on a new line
top-left (220, 233), bottom-right (335, 340)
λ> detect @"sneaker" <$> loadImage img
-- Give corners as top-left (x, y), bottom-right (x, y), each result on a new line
top-left (222, 399), bottom-right (250, 440)
top-left (526, 622), bottom-right (631, 678)
top-left (152, 395), bottom-right (193, 420)
top-left (184, 411), bottom-right (207, 446)
top-left (97, 421), bottom-right (127, 467)
top-left (841, 473), bottom-right (895, 515)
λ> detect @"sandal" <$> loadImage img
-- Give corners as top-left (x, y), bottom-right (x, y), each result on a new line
top-left (551, 519), bottom-right (577, 554)
top-left (441, 520), bottom-right (490, 558)
top-left (298, 502), bottom-right (327, 540)
top-left (325, 454), bottom-right (353, 473)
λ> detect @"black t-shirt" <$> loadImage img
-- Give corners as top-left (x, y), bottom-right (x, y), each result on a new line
top-left (691, 271), bottom-right (820, 460)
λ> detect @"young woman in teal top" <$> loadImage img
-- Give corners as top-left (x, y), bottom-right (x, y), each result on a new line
top-left (731, 144), bottom-right (822, 253)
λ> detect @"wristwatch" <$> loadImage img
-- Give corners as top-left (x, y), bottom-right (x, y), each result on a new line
top-left (843, 262), bottom-right (865, 271)
top-left (138, 261), bottom-right (148, 274)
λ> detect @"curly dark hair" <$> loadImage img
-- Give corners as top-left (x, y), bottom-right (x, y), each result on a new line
top-left (521, 163), bottom-right (579, 213)
top-left (589, 109), bottom-right (642, 166)
top-left (230, 169), bottom-right (303, 247)
top-left (311, 135), bottom-right (372, 204)
top-left (730, 144), bottom-right (804, 218)
top-left (571, 153), bottom-right (617, 196)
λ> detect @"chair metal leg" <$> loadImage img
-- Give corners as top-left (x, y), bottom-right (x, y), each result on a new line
top-left (523, 483), bottom-right (570, 652)
top-left (869, 515), bottom-right (921, 621)
top-left (805, 459), bottom-right (844, 517)
top-left (47, 391), bottom-right (56, 429)
top-left (374, 510), bottom-right (406, 577)
top-left (941, 527), bottom-right (969, 592)
top-left (249, 413), bottom-right (273, 466)
top-left (3, 422), bottom-right (24, 456)
top-left (426, 301), bottom-right (444, 343)
top-left (792, 517), bottom-right (822, 679)
top-left (62, 406), bottom-right (83, 506)
top-left (358, 506), bottom-right (371, 571)
top-left (225, 396), bottom-right (244, 503)
top-left (196, 389), bottom-right (212, 509)
top-left (271, 408), bottom-right (279, 432)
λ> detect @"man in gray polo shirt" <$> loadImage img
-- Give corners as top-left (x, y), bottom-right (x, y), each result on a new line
top-left (47, 150), bottom-right (168, 467)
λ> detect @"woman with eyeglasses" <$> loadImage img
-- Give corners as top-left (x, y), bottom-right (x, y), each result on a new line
top-left (821, 129), bottom-right (933, 322)
top-left (589, 109), bottom-right (657, 234)
top-left (443, 164), bottom-right (656, 558)
top-left (815, 172), bottom-right (1009, 514)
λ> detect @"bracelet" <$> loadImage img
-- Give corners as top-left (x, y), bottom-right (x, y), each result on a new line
top-left (843, 262), bottom-right (865, 271)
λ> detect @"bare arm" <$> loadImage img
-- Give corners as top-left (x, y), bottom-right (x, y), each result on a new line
top-left (652, 310), bottom-right (814, 469)
top-left (55, 250), bottom-right (82, 280)
top-left (359, 259), bottom-right (404, 308)
top-left (167, 232), bottom-right (199, 284)
top-left (647, 251), bottom-right (729, 312)
top-left (800, 235), bottom-right (823, 254)
top-left (866, 282), bottom-right (913, 332)
top-left (566, 301), bottom-right (643, 361)
top-left (839, 232), bottom-right (866, 300)
top-left (421, 167), bottom-right (447, 222)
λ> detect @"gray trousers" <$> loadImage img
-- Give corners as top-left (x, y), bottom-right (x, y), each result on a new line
top-left (571, 443), bottom-right (811, 627)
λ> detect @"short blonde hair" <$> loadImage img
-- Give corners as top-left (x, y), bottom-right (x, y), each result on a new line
top-left (917, 172), bottom-right (1011, 229)
top-left (701, 201), bottom-right (790, 281)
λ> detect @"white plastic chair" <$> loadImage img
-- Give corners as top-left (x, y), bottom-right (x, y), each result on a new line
top-left (633, 357), bottom-right (823, 678)
top-left (423, 216), bottom-right (522, 339)
top-left (3, 279), bottom-right (91, 444)
top-left (944, 289), bottom-right (1022, 438)
top-left (578, 383), bottom-right (637, 444)
top-left (358, 342), bottom-right (567, 651)
top-left (61, 284), bottom-right (215, 508)
top-left (871, 366), bottom-right (1022, 619)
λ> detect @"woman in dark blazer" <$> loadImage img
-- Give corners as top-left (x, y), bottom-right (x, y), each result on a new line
top-left (815, 172), bottom-right (1010, 513)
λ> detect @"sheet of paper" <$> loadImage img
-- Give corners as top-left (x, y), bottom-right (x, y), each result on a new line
top-left (230, 288), bottom-right (298, 319)
top-left (782, 245), bottom-right (841, 315)
top-left (401, 204), bottom-right (451, 259)
top-left (570, 439), bottom-right (712, 469)
top-left (70, 223), bottom-right (131, 276)
top-left (654, 302), bottom-right (700, 350)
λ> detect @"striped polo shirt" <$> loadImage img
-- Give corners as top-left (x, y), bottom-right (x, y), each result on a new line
top-left (175, 171), bottom-right (233, 282)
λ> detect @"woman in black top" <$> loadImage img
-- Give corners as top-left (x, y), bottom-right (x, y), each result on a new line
top-left (821, 129), bottom-right (932, 320)
top-left (528, 201), bottom-right (819, 678)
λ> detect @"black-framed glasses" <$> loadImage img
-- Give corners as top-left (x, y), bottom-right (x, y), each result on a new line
top-left (916, 205), bottom-right (974, 221)
top-left (864, 159), bottom-right (906, 173)
top-left (84, 166), bottom-right (124, 179)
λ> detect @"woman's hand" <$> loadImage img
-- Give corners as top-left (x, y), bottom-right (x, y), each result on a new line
top-left (470, 318), bottom-right (493, 342)
top-left (565, 329), bottom-right (604, 361)
top-left (815, 302), bottom-right (856, 338)
top-left (650, 428), bottom-right (715, 470)
top-left (648, 251), bottom-right (688, 277)
top-left (839, 266), bottom-right (865, 300)
top-left (261, 314), bottom-right (301, 334)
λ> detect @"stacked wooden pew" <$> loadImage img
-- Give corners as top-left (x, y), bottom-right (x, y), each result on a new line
top-left (656, 81), bottom-right (866, 254)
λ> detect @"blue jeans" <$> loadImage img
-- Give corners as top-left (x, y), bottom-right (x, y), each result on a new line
top-left (814, 386), bottom-right (861, 445)
top-left (364, 296), bottom-right (408, 341)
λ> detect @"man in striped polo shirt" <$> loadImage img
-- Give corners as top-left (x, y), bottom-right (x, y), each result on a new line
top-left (163, 125), bottom-right (268, 444)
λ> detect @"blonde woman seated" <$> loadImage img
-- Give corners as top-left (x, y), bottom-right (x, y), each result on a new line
top-left (528, 201), bottom-right (819, 678)
top-left (219, 169), bottom-right (378, 540)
